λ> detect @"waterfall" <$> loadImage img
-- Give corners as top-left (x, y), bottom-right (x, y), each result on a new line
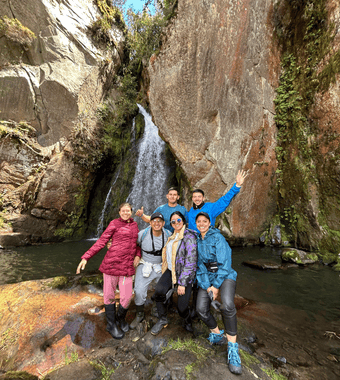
top-left (95, 105), bottom-right (169, 235)
top-left (127, 104), bottom-right (169, 229)
top-left (96, 166), bottom-right (121, 237)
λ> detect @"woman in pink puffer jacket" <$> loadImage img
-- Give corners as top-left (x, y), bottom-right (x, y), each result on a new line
top-left (76, 202), bottom-right (141, 339)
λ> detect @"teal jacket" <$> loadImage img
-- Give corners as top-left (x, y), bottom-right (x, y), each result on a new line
top-left (196, 227), bottom-right (237, 290)
top-left (187, 183), bottom-right (240, 232)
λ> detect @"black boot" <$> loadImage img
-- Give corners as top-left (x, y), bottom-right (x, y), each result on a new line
top-left (130, 304), bottom-right (145, 329)
top-left (105, 304), bottom-right (124, 339)
top-left (116, 304), bottom-right (129, 333)
top-left (151, 316), bottom-right (169, 335)
top-left (183, 313), bottom-right (194, 333)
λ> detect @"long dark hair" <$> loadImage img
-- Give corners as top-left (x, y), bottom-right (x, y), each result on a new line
top-left (170, 211), bottom-right (186, 224)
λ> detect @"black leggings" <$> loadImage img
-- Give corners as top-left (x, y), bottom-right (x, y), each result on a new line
top-left (153, 269), bottom-right (192, 319)
top-left (196, 278), bottom-right (237, 336)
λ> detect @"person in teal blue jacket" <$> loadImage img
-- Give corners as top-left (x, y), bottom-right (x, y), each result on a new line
top-left (187, 170), bottom-right (247, 232)
top-left (195, 211), bottom-right (242, 375)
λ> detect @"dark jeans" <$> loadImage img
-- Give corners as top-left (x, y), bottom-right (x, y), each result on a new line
top-left (153, 269), bottom-right (192, 319)
top-left (196, 278), bottom-right (237, 336)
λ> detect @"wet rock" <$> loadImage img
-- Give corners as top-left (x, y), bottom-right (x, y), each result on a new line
top-left (136, 332), bottom-right (168, 359)
top-left (282, 248), bottom-right (319, 265)
top-left (0, 233), bottom-right (31, 247)
top-left (242, 260), bottom-right (282, 270)
top-left (43, 360), bottom-right (100, 380)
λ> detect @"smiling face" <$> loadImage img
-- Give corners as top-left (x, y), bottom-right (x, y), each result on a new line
top-left (192, 192), bottom-right (205, 206)
top-left (119, 205), bottom-right (132, 220)
top-left (166, 190), bottom-right (180, 206)
top-left (170, 214), bottom-right (184, 233)
top-left (150, 217), bottom-right (165, 232)
top-left (196, 215), bottom-right (211, 236)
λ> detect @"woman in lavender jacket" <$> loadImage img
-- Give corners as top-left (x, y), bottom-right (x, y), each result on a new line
top-left (151, 211), bottom-right (197, 335)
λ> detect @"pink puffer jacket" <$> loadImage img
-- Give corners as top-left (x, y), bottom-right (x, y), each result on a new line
top-left (81, 217), bottom-right (141, 277)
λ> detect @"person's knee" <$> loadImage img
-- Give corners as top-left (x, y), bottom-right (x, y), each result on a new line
top-left (196, 302), bottom-right (210, 321)
top-left (223, 299), bottom-right (236, 313)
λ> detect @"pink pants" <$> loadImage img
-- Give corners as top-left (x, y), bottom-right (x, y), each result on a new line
top-left (103, 273), bottom-right (133, 309)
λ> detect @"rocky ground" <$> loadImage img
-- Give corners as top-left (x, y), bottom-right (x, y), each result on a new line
top-left (0, 273), bottom-right (339, 380)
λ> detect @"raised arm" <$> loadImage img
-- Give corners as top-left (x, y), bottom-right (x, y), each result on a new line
top-left (210, 169), bottom-right (248, 219)
top-left (135, 206), bottom-right (151, 224)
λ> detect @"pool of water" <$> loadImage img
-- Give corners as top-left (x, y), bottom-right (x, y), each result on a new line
top-left (0, 241), bottom-right (339, 323)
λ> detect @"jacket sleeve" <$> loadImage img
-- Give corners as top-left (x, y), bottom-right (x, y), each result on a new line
top-left (209, 183), bottom-right (240, 219)
top-left (211, 234), bottom-right (233, 289)
top-left (81, 220), bottom-right (116, 261)
top-left (177, 232), bottom-right (197, 287)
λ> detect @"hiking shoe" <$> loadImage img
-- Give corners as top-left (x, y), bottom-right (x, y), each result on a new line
top-left (150, 317), bottom-right (168, 335)
top-left (227, 342), bottom-right (242, 375)
top-left (207, 330), bottom-right (228, 345)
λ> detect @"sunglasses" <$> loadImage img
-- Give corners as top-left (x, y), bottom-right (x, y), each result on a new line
top-left (171, 218), bottom-right (182, 225)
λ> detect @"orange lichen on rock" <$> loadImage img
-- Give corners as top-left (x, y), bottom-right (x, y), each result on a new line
top-left (0, 279), bottom-right (107, 376)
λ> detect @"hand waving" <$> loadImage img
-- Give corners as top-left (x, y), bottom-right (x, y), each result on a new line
top-left (236, 169), bottom-right (248, 187)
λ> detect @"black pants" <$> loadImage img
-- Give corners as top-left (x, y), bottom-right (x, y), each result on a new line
top-left (196, 278), bottom-right (237, 336)
top-left (153, 269), bottom-right (192, 319)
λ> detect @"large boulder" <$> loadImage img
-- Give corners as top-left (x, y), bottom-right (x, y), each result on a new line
top-left (149, 0), bottom-right (280, 240)
top-left (0, 0), bottom-right (124, 244)
top-left (0, 0), bottom-right (124, 146)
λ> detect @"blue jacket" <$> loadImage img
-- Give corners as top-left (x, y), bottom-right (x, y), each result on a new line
top-left (196, 227), bottom-right (237, 290)
top-left (187, 183), bottom-right (240, 232)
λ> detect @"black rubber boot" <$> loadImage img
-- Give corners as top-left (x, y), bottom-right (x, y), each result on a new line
top-left (183, 313), bottom-right (194, 333)
top-left (151, 316), bottom-right (169, 335)
top-left (130, 304), bottom-right (145, 329)
top-left (105, 304), bottom-right (124, 339)
top-left (116, 304), bottom-right (129, 333)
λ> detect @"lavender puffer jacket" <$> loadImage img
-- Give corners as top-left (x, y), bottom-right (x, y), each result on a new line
top-left (161, 228), bottom-right (197, 287)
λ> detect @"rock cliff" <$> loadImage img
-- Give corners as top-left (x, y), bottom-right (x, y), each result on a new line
top-left (149, 0), bottom-right (280, 241)
top-left (149, 0), bottom-right (340, 255)
top-left (0, 0), bottom-right (125, 245)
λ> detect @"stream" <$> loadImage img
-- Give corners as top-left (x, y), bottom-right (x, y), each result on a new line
top-left (1, 242), bottom-right (339, 325)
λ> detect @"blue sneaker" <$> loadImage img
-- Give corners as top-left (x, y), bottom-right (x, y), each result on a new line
top-left (227, 342), bottom-right (242, 375)
top-left (207, 330), bottom-right (227, 345)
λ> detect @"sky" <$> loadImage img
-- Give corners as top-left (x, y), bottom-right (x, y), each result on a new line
top-left (123, 1), bottom-right (155, 13)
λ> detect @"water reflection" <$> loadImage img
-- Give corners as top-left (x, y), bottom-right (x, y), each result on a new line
top-left (0, 240), bottom-right (105, 285)
top-left (233, 246), bottom-right (340, 322)
top-left (0, 242), bottom-right (339, 324)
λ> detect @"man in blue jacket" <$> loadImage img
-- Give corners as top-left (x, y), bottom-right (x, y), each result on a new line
top-left (187, 170), bottom-right (247, 232)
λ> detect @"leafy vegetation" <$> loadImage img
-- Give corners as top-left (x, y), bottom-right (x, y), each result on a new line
top-left (273, 0), bottom-right (340, 254)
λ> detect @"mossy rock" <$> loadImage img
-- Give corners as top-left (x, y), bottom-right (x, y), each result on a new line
top-left (332, 263), bottom-right (340, 272)
top-left (281, 248), bottom-right (318, 265)
top-left (0, 371), bottom-right (38, 380)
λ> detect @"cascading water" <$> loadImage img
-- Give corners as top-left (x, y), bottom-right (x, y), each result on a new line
top-left (127, 104), bottom-right (169, 229)
top-left (96, 167), bottom-right (121, 237)
top-left (95, 105), bottom-right (169, 235)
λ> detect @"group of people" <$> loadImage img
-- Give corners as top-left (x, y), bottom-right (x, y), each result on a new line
top-left (76, 170), bottom-right (247, 375)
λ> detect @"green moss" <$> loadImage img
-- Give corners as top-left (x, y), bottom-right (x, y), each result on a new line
top-left (90, 0), bottom-right (126, 44)
top-left (48, 276), bottom-right (69, 289)
top-left (162, 338), bottom-right (210, 379)
top-left (78, 274), bottom-right (103, 287)
top-left (239, 350), bottom-right (261, 368)
top-left (262, 368), bottom-right (288, 380)
top-left (273, 1), bottom-right (340, 254)
top-left (282, 249), bottom-right (302, 264)
top-left (0, 16), bottom-right (36, 49)
top-left (0, 372), bottom-right (38, 380)
top-left (333, 263), bottom-right (340, 271)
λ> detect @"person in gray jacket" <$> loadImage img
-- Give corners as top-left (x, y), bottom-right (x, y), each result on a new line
top-left (130, 212), bottom-right (172, 329)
